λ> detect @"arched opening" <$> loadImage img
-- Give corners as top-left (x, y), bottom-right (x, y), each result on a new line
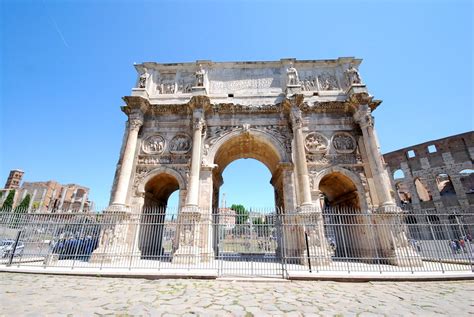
top-left (210, 131), bottom-right (287, 263)
top-left (426, 215), bottom-right (444, 240)
top-left (395, 182), bottom-right (412, 204)
top-left (139, 173), bottom-right (180, 259)
top-left (414, 178), bottom-right (432, 202)
top-left (319, 172), bottom-right (360, 209)
top-left (318, 172), bottom-right (367, 259)
top-left (404, 215), bottom-right (421, 240)
top-left (448, 215), bottom-right (462, 239)
top-left (219, 159), bottom-right (274, 209)
top-left (211, 132), bottom-right (285, 211)
top-left (459, 169), bottom-right (474, 194)
top-left (393, 169), bottom-right (405, 180)
top-left (436, 173), bottom-right (456, 196)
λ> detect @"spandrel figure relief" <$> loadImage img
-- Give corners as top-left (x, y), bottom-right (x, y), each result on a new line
top-left (142, 135), bottom-right (165, 154)
top-left (169, 134), bottom-right (192, 154)
top-left (332, 133), bottom-right (356, 153)
top-left (305, 133), bottom-right (328, 153)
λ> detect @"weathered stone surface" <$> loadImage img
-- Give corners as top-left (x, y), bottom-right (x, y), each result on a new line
top-left (1, 273), bottom-right (472, 316)
top-left (102, 58), bottom-right (408, 266)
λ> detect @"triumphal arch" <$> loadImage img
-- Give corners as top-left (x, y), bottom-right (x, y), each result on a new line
top-left (93, 58), bottom-right (421, 267)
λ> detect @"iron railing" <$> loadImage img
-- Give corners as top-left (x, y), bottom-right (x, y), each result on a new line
top-left (0, 207), bottom-right (472, 277)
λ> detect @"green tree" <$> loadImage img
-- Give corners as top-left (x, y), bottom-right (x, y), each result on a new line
top-left (1, 190), bottom-right (15, 212)
top-left (231, 204), bottom-right (248, 225)
top-left (14, 194), bottom-right (31, 213)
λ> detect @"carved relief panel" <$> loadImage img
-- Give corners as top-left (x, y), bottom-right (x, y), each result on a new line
top-left (169, 134), bottom-right (192, 154)
top-left (142, 135), bottom-right (166, 154)
top-left (305, 132), bottom-right (328, 154)
top-left (332, 132), bottom-right (356, 153)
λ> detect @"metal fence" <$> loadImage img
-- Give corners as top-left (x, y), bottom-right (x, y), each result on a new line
top-left (0, 207), bottom-right (473, 277)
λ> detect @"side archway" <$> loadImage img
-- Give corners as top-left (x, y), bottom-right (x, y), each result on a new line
top-left (312, 167), bottom-right (372, 260)
top-left (138, 168), bottom-right (185, 259)
top-left (312, 166), bottom-right (368, 211)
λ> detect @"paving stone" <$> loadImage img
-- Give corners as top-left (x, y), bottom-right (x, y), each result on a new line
top-left (1, 273), bottom-right (473, 316)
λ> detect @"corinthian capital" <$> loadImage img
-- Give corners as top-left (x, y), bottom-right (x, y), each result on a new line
top-left (129, 119), bottom-right (143, 131)
top-left (354, 107), bottom-right (374, 129)
top-left (128, 111), bottom-right (144, 131)
top-left (193, 117), bottom-right (205, 131)
top-left (290, 106), bottom-right (303, 130)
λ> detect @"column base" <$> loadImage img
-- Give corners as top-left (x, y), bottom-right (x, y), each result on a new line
top-left (89, 248), bottom-right (141, 264)
top-left (172, 246), bottom-right (202, 264)
top-left (298, 209), bottom-right (332, 266)
top-left (390, 246), bottom-right (424, 267)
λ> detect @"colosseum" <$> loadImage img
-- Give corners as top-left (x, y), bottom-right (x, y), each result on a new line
top-left (384, 131), bottom-right (474, 240)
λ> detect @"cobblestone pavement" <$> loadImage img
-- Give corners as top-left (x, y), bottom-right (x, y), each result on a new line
top-left (1, 273), bottom-right (473, 316)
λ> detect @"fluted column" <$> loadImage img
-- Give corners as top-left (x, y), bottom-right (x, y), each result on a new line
top-left (290, 107), bottom-right (313, 208)
top-left (354, 105), bottom-right (395, 208)
top-left (185, 111), bottom-right (205, 208)
top-left (110, 111), bottom-right (144, 207)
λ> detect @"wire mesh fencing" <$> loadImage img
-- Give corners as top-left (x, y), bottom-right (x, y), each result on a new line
top-left (0, 207), bottom-right (472, 277)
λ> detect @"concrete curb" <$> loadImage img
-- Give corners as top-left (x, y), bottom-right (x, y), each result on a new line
top-left (288, 272), bottom-right (474, 282)
top-left (0, 266), bottom-right (218, 280)
top-left (1, 266), bottom-right (473, 281)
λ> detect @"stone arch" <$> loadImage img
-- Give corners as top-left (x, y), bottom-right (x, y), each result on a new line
top-left (426, 215), bottom-right (445, 240)
top-left (208, 128), bottom-right (291, 210)
top-left (312, 166), bottom-right (368, 211)
top-left (206, 128), bottom-right (290, 173)
top-left (395, 181), bottom-right (412, 204)
top-left (459, 169), bottom-right (474, 194)
top-left (414, 178), bottom-right (432, 202)
top-left (137, 166), bottom-right (186, 195)
top-left (436, 173), bottom-right (456, 196)
top-left (393, 169), bottom-right (405, 180)
top-left (138, 168), bottom-right (185, 259)
top-left (314, 167), bottom-right (373, 259)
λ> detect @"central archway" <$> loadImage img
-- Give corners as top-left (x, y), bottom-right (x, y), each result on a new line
top-left (209, 130), bottom-right (291, 211)
top-left (207, 130), bottom-right (295, 270)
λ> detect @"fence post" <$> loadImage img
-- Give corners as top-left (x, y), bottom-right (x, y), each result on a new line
top-left (7, 230), bottom-right (22, 266)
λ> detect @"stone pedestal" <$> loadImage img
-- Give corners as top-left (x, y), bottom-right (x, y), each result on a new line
top-left (299, 206), bottom-right (332, 266)
top-left (192, 86), bottom-right (207, 95)
top-left (89, 212), bottom-right (141, 264)
top-left (373, 212), bottom-right (423, 267)
top-left (172, 210), bottom-right (203, 264)
top-left (286, 85), bottom-right (302, 96)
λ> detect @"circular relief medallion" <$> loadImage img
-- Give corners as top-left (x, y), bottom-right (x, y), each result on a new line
top-left (169, 134), bottom-right (192, 154)
top-left (305, 132), bottom-right (328, 153)
top-left (142, 135), bottom-right (165, 154)
top-left (332, 132), bottom-right (356, 153)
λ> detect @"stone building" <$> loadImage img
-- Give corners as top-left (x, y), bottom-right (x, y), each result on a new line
top-left (19, 181), bottom-right (91, 212)
top-left (0, 170), bottom-right (91, 212)
top-left (92, 58), bottom-right (420, 266)
top-left (4, 169), bottom-right (24, 189)
top-left (384, 131), bottom-right (474, 240)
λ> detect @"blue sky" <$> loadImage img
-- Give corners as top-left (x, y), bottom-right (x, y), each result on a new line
top-left (1, 0), bottom-right (472, 209)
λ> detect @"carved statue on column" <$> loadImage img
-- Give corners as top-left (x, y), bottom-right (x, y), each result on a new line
top-left (346, 64), bottom-right (362, 85)
top-left (138, 68), bottom-right (149, 88)
top-left (195, 64), bottom-right (206, 87)
top-left (286, 63), bottom-right (299, 86)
